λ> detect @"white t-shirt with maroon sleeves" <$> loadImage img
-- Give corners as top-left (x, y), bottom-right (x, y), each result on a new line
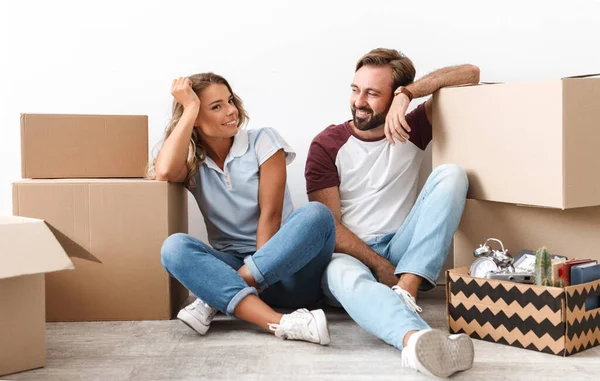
top-left (304, 103), bottom-right (432, 242)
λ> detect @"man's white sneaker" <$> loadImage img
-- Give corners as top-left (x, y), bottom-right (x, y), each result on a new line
top-left (401, 329), bottom-right (474, 378)
top-left (392, 286), bottom-right (422, 313)
top-left (268, 308), bottom-right (330, 345)
top-left (177, 298), bottom-right (218, 335)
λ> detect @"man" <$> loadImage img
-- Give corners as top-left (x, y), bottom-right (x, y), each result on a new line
top-left (305, 48), bottom-right (479, 378)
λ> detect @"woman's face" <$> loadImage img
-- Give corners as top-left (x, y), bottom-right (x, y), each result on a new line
top-left (194, 83), bottom-right (239, 139)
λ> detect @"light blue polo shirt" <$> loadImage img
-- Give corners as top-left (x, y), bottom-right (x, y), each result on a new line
top-left (191, 127), bottom-right (296, 254)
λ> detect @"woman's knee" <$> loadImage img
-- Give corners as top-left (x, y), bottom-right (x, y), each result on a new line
top-left (299, 201), bottom-right (335, 231)
top-left (160, 233), bottom-right (191, 273)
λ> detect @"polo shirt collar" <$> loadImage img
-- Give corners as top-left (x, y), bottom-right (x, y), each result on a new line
top-left (202, 128), bottom-right (249, 172)
top-left (229, 128), bottom-right (249, 159)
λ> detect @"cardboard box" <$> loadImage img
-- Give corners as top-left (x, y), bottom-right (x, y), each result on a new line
top-left (432, 76), bottom-right (600, 209)
top-left (454, 199), bottom-right (600, 268)
top-left (12, 179), bottom-right (189, 321)
top-left (21, 114), bottom-right (148, 179)
top-left (447, 267), bottom-right (600, 356)
top-left (0, 216), bottom-right (73, 376)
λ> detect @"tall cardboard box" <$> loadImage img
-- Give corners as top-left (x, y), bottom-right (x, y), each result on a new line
top-left (21, 114), bottom-right (148, 179)
top-left (454, 199), bottom-right (600, 268)
top-left (432, 76), bottom-right (600, 209)
top-left (0, 216), bottom-right (73, 376)
top-left (12, 179), bottom-right (189, 321)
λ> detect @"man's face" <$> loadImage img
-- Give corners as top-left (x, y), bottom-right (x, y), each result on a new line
top-left (350, 65), bottom-right (394, 131)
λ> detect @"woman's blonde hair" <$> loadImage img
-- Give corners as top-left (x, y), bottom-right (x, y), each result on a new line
top-left (147, 73), bottom-right (248, 188)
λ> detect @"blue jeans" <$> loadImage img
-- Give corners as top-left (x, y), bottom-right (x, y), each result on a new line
top-left (161, 202), bottom-right (335, 316)
top-left (322, 164), bottom-right (468, 349)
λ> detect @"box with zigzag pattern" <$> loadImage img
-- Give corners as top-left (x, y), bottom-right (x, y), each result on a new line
top-left (446, 267), bottom-right (600, 356)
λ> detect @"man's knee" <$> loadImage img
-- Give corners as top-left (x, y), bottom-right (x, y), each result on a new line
top-left (432, 164), bottom-right (468, 195)
top-left (324, 253), bottom-right (373, 292)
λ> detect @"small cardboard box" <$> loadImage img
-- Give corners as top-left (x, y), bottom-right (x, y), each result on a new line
top-left (0, 216), bottom-right (73, 376)
top-left (12, 179), bottom-right (189, 321)
top-left (454, 199), bottom-right (600, 268)
top-left (432, 75), bottom-right (600, 209)
top-left (21, 113), bottom-right (148, 179)
top-left (447, 267), bottom-right (600, 356)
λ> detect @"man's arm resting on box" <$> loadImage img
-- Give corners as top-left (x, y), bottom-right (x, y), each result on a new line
top-left (385, 64), bottom-right (480, 144)
top-left (308, 186), bottom-right (399, 288)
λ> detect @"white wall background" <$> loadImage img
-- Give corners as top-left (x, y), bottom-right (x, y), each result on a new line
top-left (1, 0), bottom-right (599, 240)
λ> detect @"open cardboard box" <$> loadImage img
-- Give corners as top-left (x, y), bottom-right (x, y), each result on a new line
top-left (0, 216), bottom-right (73, 376)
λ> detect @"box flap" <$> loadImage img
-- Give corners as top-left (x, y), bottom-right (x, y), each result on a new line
top-left (562, 73), bottom-right (600, 79)
top-left (0, 216), bottom-right (74, 279)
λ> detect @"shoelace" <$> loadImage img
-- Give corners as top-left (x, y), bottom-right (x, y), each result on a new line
top-left (392, 286), bottom-right (422, 313)
top-left (189, 298), bottom-right (217, 318)
top-left (268, 308), bottom-right (312, 339)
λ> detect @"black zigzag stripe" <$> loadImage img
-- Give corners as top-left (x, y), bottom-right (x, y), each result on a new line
top-left (567, 284), bottom-right (600, 310)
top-left (450, 277), bottom-right (563, 312)
top-left (449, 304), bottom-right (565, 341)
top-left (567, 314), bottom-right (600, 340)
top-left (452, 328), bottom-right (563, 356)
top-left (567, 336), bottom-right (600, 355)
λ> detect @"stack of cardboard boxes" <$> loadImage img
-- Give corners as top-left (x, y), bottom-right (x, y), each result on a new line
top-left (432, 75), bottom-right (600, 356)
top-left (2, 114), bottom-right (189, 376)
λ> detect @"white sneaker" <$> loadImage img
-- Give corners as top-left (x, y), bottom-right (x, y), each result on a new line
top-left (268, 308), bottom-right (330, 345)
top-left (401, 329), bottom-right (474, 378)
top-left (392, 286), bottom-right (422, 313)
top-left (177, 298), bottom-right (218, 335)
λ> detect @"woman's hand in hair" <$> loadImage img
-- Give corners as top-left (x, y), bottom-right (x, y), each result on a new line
top-left (171, 77), bottom-right (200, 109)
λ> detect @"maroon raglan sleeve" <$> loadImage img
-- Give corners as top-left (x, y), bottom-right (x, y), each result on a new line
top-left (407, 102), bottom-right (432, 150)
top-left (304, 124), bottom-right (349, 194)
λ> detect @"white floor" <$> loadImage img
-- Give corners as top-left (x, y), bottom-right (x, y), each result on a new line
top-left (6, 290), bottom-right (600, 381)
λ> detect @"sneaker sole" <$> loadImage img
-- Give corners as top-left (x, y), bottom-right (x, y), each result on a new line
top-left (177, 309), bottom-right (210, 335)
top-left (414, 330), bottom-right (474, 378)
top-left (311, 309), bottom-right (331, 345)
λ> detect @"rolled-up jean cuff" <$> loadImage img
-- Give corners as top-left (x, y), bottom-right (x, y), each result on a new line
top-left (225, 286), bottom-right (258, 316)
top-left (243, 255), bottom-right (269, 290)
top-left (394, 268), bottom-right (437, 291)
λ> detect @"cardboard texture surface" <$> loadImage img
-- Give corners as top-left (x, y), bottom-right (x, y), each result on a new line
top-left (454, 199), bottom-right (600, 268)
top-left (0, 216), bottom-right (73, 376)
top-left (12, 179), bottom-right (189, 321)
top-left (432, 77), bottom-right (600, 209)
top-left (20, 114), bottom-right (148, 179)
top-left (447, 267), bottom-right (600, 356)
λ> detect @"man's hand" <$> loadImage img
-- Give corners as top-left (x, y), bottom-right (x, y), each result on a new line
top-left (384, 92), bottom-right (411, 145)
top-left (372, 257), bottom-right (399, 288)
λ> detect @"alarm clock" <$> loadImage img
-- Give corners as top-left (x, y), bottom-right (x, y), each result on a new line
top-left (470, 238), bottom-right (515, 278)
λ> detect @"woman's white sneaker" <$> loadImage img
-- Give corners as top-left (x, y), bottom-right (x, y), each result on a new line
top-left (177, 298), bottom-right (218, 335)
top-left (268, 308), bottom-right (330, 345)
top-left (401, 329), bottom-right (474, 378)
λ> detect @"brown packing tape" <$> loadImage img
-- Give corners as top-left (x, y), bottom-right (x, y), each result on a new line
top-left (450, 295), bottom-right (563, 326)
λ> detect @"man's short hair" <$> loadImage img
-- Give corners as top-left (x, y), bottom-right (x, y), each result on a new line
top-left (355, 48), bottom-right (416, 92)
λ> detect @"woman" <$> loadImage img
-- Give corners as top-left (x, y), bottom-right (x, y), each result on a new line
top-left (149, 73), bottom-right (335, 345)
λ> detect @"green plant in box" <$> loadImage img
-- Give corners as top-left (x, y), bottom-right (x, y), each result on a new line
top-left (535, 247), bottom-right (552, 286)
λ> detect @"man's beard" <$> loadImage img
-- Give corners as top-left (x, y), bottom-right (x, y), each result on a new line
top-left (351, 106), bottom-right (388, 131)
